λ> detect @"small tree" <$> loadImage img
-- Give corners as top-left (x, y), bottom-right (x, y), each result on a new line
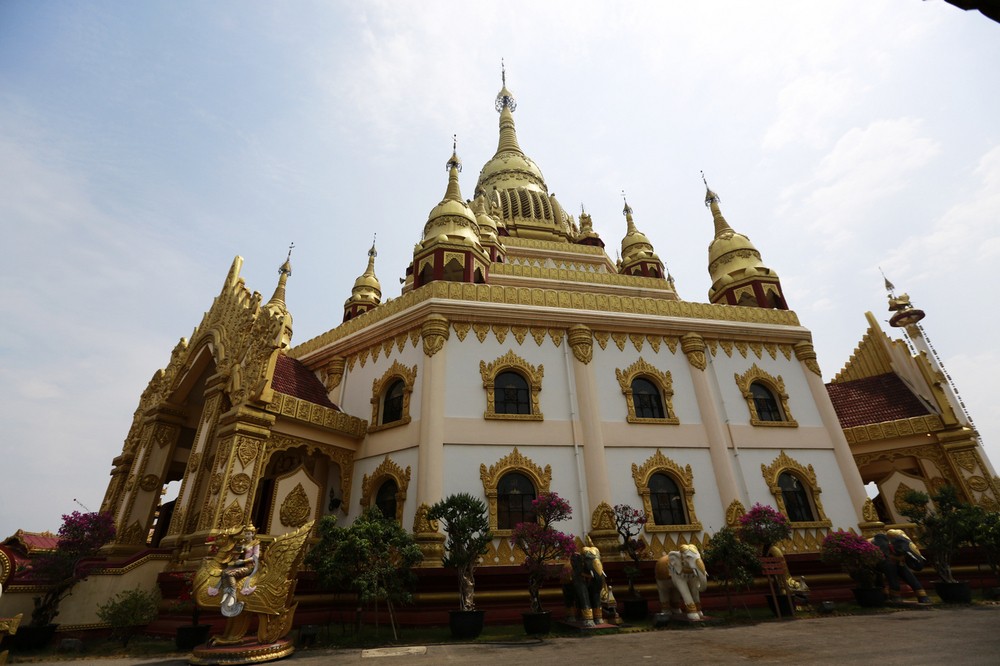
top-left (972, 508), bottom-right (1000, 581)
top-left (738, 503), bottom-right (792, 557)
top-left (96, 587), bottom-right (160, 646)
top-left (427, 493), bottom-right (493, 611)
top-left (703, 527), bottom-right (760, 615)
top-left (30, 511), bottom-right (116, 627)
top-left (612, 503), bottom-right (648, 598)
top-left (900, 486), bottom-right (979, 583)
top-left (510, 492), bottom-right (576, 613)
top-left (306, 509), bottom-right (423, 640)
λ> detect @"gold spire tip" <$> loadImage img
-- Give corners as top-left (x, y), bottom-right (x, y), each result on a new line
top-left (621, 190), bottom-right (632, 216)
top-left (446, 135), bottom-right (462, 172)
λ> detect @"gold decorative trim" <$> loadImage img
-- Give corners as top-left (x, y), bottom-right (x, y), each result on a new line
top-left (264, 391), bottom-right (367, 437)
top-left (761, 450), bottom-right (832, 528)
top-left (289, 281), bottom-right (801, 359)
top-left (842, 414), bottom-right (944, 444)
top-left (530, 327), bottom-right (547, 346)
top-left (452, 322), bottom-right (471, 341)
top-left (611, 332), bottom-right (627, 351)
top-left (646, 335), bottom-right (661, 353)
top-left (360, 455), bottom-right (410, 522)
top-left (630, 450), bottom-right (701, 532)
top-left (681, 333), bottom-right (706, 371)
top-left (725, 499), bottom-right (746, 528)
top-left (479, 350), bottom-right (544, 421)
top-left (591, 501), bottom-right (616, 531)
top-left (237, 437), bottom-right (260, 468)
top-left (734, 364), bottom-right (797, 427)
top-left (893, 482), bottom-right (916, 516)
top-left (492, 324), bottom-right (509, 344)
top-left (139, 474), bottom-right (160, 493)
top-left (567, 324), bottom-right (593, 364)
top-left (615, 358), bottom-right (679, 425)
top-left (490, 261), bottom-right (675, 289)
top-left (594, 331), bottom-right (610, 350)
top-left (548, 328), bottom-right (565, 347)
top-left (480, 447), bottom-right (552, 537)
top-left (228, 473), bottom-right (251, 495)
top-left (421, 314), bottom-right (449, 357)
top-left (368, 360), bottom-right (417, 433)
top-left (279, 483), bottom-right (311, 528)
top-left (793, 341), bottom-right (822, 376)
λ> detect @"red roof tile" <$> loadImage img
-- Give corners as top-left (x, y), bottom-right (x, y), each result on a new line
top-left (826, 373), bottom-right (931, 429)
top-left (271, 355), bottom-right (339, 410)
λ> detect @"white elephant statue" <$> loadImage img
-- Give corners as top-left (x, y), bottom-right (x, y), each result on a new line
top-left (654, 544), bottom-right (707, 621)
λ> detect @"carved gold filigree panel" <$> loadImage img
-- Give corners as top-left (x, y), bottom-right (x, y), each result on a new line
top-left (360, 455), bottom-right (411, 523)
top-left (615, 358), bottom-right (679, 425)
top-left (761, 450), bottom-right (831, 528)
top-left (229, 473), bottom-right (252, 495)
top-left (725, 499), bottom-right (747, 528)
top-left (734, 364), bottom-right (797, 427)
top-left (479, 350), bottom-right (544, 421)
top-left (279, 483), bottom-right (312, 528)
top-left (139, 474), bottom-right (161, 493)
top-left (631, 450), bottom-right (701, 532)
top-left (368, 360), bottom-right (418, 433)
top-left (480, 447), bottom-right (552, 537)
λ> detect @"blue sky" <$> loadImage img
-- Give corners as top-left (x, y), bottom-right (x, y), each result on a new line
top-left (1, 1), bottom-right (998, 536)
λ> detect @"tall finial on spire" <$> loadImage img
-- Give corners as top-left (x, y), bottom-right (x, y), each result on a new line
top-left (267, 242), bottom-right (294, 313)
top-left (621, 189), bottom-right (633, 217)
top-left (369, 234), bottom-right (377, 258)
top-left (280, 242), bottom-right (294, 276)
top-left (447, 134), bottom-right (462, 172)
top-left (702, 171), bottom-right (720, 206)
top-left (879, 267), bottom-right (895, 294)
top-left (495, 60), bottom-right (517, 112)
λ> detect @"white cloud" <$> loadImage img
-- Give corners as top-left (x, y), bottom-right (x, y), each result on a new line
top-left (763, 71), bottom-right (866, 151)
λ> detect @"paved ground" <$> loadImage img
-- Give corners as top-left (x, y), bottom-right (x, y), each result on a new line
top-left (15, 605), bottom-right (1000, 665)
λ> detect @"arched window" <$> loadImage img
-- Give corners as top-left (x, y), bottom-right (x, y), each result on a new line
top-left (735, 364), bottom-right (797, 428)
top-left (369, 361), bottom-right (417, 433)
top-left (760, 450), bottom-right (831, 528)
top-left (632, 377), bottom-right (665, 419)
top-left (375, 479), bottom-right (398, 520)
top-left (648, 472), bottom-right (685, 525)
top-left (495, 371), bottom-right (530, 415)
top-left (480, 351), bottom-right (544, 421)
top-left (750, 382), bottom-right (782, 422)
top-left (616, 358), bottom-right (679, 425)
top-left (631, 450), bottom-right (701, 533)
top-left (381, 380), bottom-right (404, 424)
top-left (481, 447), bottom-right (552, 536)
top-left (497, 472), bottom-right (537, 530)
top-left (443, 257), bottom-right (464, 282)
top-left (778, 472), bottom-right (815, 522)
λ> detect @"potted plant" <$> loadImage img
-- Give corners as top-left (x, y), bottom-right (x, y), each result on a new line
top-left (427, 493), bottom-right (494, 639)
top-left (900, 485), bottom-right (978, 603)
top-left (510, 492), bottom-right (576, 635)
top-left (703, 526), bottom-right (761, 616)
top-left (821, 530), bottom-right (885, 607)
top-left (737, 503), bottom-right (792, 616)
top-left (612, 503), bottom-right (649, 620)
top-left (166, 570), bottom-right (212, 649)
top-left (16, 511), bottom-right (115, 651)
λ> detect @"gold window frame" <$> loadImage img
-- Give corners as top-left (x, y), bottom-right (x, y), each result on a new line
top-left (760, 450), bottom-right (831, 528)
top-left (480, 447), bottom-right (552, 537)
top-left (480, 350), bottom-right (544, 421)
top-left (369, 360), bottom-right (417, 433)
top-left (734, 363), bottom-right (797, 427)
top-left (615, 358), bottom-right (680, 425)
top-left (360, 455), bottom-right (411, 524)
top-left (631, 449), bottom-right (702, 533)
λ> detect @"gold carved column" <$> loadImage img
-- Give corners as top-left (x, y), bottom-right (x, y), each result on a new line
top-left (107, 407), bottom-right (184, 555)
top-left (159, 372), bottom-right (227, 550)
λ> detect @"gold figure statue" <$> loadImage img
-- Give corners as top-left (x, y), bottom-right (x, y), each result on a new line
top-left (190, 521), bottom-right (313, 663)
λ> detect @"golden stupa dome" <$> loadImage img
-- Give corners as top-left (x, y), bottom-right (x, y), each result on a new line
top-left (422, 147), bottom-right (481, 245)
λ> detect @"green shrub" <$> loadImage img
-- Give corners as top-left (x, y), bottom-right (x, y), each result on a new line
top-left (96, 587), bottom-right (160, 646)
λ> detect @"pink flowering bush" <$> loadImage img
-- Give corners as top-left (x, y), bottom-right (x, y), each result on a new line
top-left (612, 503), bottom-right (648, 597)
top-left (510, 492), bottom-right (576, 613)
top-left (31, 511), bottom-right (116, 626)
top-left (738, 503), bottom-right (791, 556)
top-left (821, 531), bottom-right (884, 589)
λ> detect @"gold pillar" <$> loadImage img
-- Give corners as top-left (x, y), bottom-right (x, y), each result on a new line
top-left (107, 407), bottom-right (184, 555)
top-left (159, 372), bottom-right (227, 549)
